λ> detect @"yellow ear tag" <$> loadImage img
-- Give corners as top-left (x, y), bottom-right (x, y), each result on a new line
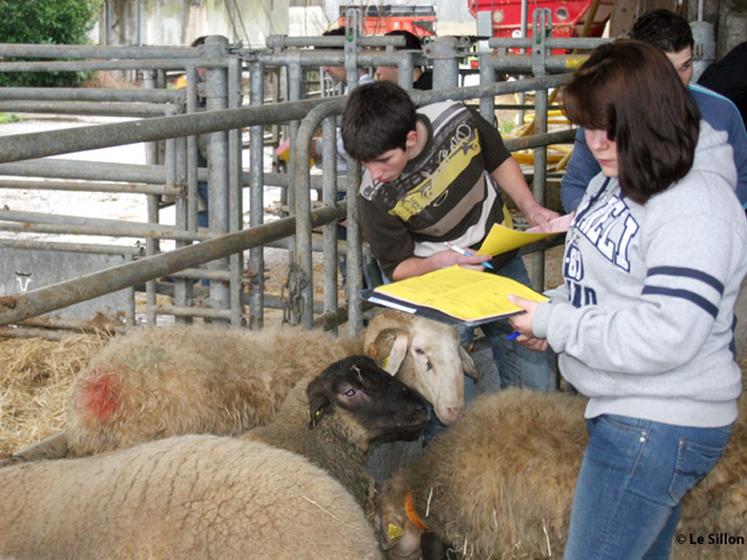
top-left (387, 523), bottom-right (405, 541)
top-left (382, 357), bottom-right (389, 370)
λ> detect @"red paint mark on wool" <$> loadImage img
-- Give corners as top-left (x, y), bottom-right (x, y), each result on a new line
top-left (77, 372), bottom-right (122, 424)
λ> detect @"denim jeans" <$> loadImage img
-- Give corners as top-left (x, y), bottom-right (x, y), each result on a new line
top-left (564, 414), bottom-right (733, 560)
top-left (422, 255), bottom-right (554, 445)
top-left (466, 254), bottom-right (555, 393)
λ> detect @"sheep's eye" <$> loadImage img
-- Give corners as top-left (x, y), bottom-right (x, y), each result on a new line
top-left (344, 387), bottom-right (357, 397)
top-left (414, 347), bottom-right (425, 355)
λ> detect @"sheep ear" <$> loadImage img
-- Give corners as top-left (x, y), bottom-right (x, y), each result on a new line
top-left (367, 329), bottom-right (409, 376)
top-left (306, 374), bottom-right (332, 429)
top-left (383, 333), bottom-right (409, 376)
top-left (459, 345), bottom-right (480, 381)
top-left (308, 393), bottom-right (329, 429)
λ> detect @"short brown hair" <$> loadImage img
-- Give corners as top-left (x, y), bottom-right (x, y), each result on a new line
top-left (563, 40), bottom-right (700, 204)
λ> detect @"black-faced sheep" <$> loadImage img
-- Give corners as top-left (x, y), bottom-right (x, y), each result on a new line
top-left (24, 310), bottom-right (473, 460)
top-left (0, 355), bottom-right (430, 560)
top-left (377, 388), bottom-right (747, 560)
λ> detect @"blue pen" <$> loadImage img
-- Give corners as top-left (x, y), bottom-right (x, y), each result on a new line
top-left (505, 331), bottom-right (521, 341)
top-left (443, 241), bottom-right (495, 270)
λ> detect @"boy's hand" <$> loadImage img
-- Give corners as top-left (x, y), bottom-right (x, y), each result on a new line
top-left (522, 203), bottom-right (560, 231)
top-left (430, 249), bottom-right (492, 271)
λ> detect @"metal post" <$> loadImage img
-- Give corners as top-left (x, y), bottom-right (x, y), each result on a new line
top-left (205, 35), bottom-right (231, 316)
top-left (530, 9), bottom-right (551, 293)
top-left (426, 36), bottom-right (462, 90)
top-left (344, 8), bottom-right (361, 90)
top-left (185, 66), bottom-right (199, 232)
top-left (143, 71), bottom-right (158, 166)
top-left (249, 60), bottom-right (265, 329)
top-left (228, 55), bottom-right (244, 326)
top-left (479, 53), bottom-right (497, 123)
top-left (322, 116), bottom-right (339, 335)
top-left (145, 192), bottom-right (159, 325)
top-left (173, 132), bottom-right (192, 324)
top-left (397, 53), bottom-right (416, 90)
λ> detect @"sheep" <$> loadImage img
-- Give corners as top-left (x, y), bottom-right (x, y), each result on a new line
top-left (35, 309), bottom-right (474, 459)
top-left (243, 354), bottom-right (430, 509)
top-left (0, 355), bottom-right (430, 560)
top-left (0, 436), bottom-right (384, 560)
top-left (377, 388), bottom-right (747, 560)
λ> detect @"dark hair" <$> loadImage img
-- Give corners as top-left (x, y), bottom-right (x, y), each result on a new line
top-left (323, 27), bottom-right (346, 37)
top-left (341, 81), bottom-right (417, 162)
top-left (384, 30), bottom-right (423, 51)
top-left (563, 40), bottom-right (700, 204)
top-left (630, 9), bottom-right (693, 53)
top-left (322, 26), bottom-right (346, 50)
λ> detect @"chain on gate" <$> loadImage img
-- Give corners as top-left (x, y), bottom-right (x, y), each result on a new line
top-left (281, 261), bottom-right (309, 325)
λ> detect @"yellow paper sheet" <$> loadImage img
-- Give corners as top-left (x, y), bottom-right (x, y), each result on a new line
top-left (372, 266), bottom-right (548, 323)
top-left (476, 213), bottom-right (573, 257)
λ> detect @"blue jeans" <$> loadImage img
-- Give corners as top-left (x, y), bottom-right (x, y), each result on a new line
top-left (564, 414), bottom-right (733, 560)
top-left (468, 255), bottom-right (555, 392)
top-left (422, 256), bottom-right (554, 445)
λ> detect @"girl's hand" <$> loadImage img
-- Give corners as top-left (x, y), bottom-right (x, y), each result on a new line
top-left (507, 295), bottom-right (549, 351)
top-left (507, 294), bottom-right (540, 337)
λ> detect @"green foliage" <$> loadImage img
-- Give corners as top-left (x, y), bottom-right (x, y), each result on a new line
top-left (0, 113), bottom-right (21, 124)
top-left (0, 0), bottom-right (103, 87)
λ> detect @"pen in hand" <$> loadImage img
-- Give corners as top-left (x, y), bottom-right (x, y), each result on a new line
top-left (444, 241), bottom-right (495, 270)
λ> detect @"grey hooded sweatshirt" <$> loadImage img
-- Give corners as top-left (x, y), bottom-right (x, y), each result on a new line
top-left (533, 121), bottom-right (747, 428)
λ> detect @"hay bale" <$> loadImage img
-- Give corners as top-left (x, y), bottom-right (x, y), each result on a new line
top-left (0, 333), bottom-right (109, 456)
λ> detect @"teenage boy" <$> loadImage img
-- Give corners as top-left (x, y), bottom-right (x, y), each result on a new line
top-left (560, 9), bottom-right (747, 213)
top-left (342, 80), bottom-right (559, 392)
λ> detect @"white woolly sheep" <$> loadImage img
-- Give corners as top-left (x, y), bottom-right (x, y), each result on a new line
top-left (0, 436), bottom-right (383, 560)
top-left (42, 309), bottom-right (474, 459)
top-left (0, 355), bottom-right (430, 559)
top-left (378, 388), bottom-right (747, 560)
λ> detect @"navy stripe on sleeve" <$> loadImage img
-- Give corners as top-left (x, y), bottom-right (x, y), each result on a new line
top-left (646, 266), bottom-right (724, 294)
top-left (641, 286), bottom-right (719, 318)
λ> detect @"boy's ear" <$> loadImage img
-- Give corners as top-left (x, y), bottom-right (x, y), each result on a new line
top-left (405, 129), bottom-right (418, 150)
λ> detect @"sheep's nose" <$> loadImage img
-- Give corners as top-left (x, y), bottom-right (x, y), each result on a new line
top-left (442, 406), bottom-right (462, 425)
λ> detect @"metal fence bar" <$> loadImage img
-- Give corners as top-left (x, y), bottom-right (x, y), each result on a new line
top-left (0, 209), bottom-right (208, 239)
top-left (0, 178), bottom-right (178, 196)
top-left (0, 101), bottom-right (172, 117)
top-left (0, 96), bottom-right (331, 165)
top-left (292, 99), bottom-right (346, 328)
top-left (0, 238), bottom-right (142, 256)
top-left (0, 59), bottom-right (228, 72)
top-left (0, 160), bottom-right (171, 184)
top-left (0, 87), bottom-right (183, 103)
top-left (0, 203), bottom-right (346, 326)
top-left (263, 35), bottom-right (406, 50)
top-left (0, 43), bottom-right (200, 59)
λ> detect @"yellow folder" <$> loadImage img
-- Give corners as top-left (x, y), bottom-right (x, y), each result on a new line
top-left (366, 265), bottom-right (548, 326)
top-left (476, 213), bottom-right (573, 257)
